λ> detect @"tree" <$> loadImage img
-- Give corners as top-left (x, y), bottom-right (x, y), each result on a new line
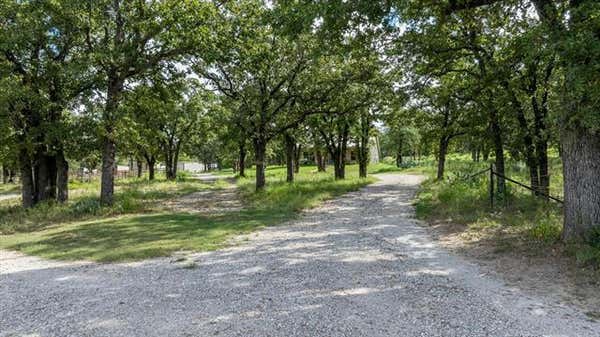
top-left (441, 0), bottom-right (600, 241)
top-left (0, 0), bottom-right (94, 206)
top-left (87, 0), bottom-right (217, 204)
top-left (197, 1), bottom-right (318, 190)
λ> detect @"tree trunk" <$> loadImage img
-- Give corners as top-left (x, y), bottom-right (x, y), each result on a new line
top-left (333, 150), bottom-right (345, 180)
top-left (172, 143), bottom-right (180, 179)
top-left (147, 157), bottom-right (156, 181)
top-left (2, 165), bottom-right (7, 184)
top-left (238, 142), bottom-right (247, 178)
top-left (100, 76), bottom-right (123, 205)
top-left (56, 150), bottom-right (69, 203)
top-left (537, 141), bottom-right (550, 196)
top-left (396, 133), bottom-right (404, 167)
top-left (358, 140), bottom-right (369, 179)
top-left (20, 150), bottom-right (36, 208)
top-left (136, 159), bottom-right (143, 178)
top-left (35, 153), bottom-right (56, 202)
top-left (358, 157), bottom-right (368, 178)
top-left (294, 144), bottom-right (301, 174)
top-left (165, 148), bottom-right (175, 180)
top-left (512, 86), bottom-right (540, 195)
top-left (396, 142), bottom-right (403, 167)
top-left (560, 126), bottom-right (600, 242)
top-left (284, 134), bottom-right (295, 183)
top-left (358, 111), bottom-right (370, 178)
top-left (490, 110), bottom-right (505, 195)
top-left (315, 149), bottom-right (326, 172)
top-left (331, 144), bottom-right (347, 180)
top-left (437, 137), bottom-right (449, 181)
top-left (100, 136), bottom-right (116, 205)
top-left (254, 138), bottom-right (267, 190)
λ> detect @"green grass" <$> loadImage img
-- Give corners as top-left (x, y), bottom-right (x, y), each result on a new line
top-left (0, 183), bottom-right (19, 196)
top-left (0, 165), bottom-right (374, 262)
top-left (410, 154), bottom-right (577, 258)
top-left (0, 175), bottom-right (214, 234)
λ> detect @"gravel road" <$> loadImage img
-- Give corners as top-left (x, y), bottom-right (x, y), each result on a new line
top-left (1, 174), bottom-right (598, 337)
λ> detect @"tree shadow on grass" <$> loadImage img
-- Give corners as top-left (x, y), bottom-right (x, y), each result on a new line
top-left (2, 176), bottom-right (373, 262)
top-left (4, 210), bottom-right (275, 262)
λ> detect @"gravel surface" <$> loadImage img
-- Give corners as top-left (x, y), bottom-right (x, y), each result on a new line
top-left (1, 174), bottom-right (598, 337)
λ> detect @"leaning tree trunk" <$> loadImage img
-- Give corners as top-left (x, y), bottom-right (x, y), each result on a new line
top-left (437, 136), bottom-right (449, 181)
top-left (253, 137), bottom-right (267, 190)
top-left (560, 126), bottom-right (600, 242)
top-left (56, 150), bottom-right (69, 203)
top-left (284, 134), bottom-right (295, 183)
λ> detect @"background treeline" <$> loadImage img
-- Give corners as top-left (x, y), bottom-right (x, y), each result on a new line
top-left (1, 0), bottom-right (599, 244)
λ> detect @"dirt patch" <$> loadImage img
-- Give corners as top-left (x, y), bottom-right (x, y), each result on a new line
top-left (163, 174), bottom-right (242, 214)
top-left (424, 219), bottom-right (600, 319)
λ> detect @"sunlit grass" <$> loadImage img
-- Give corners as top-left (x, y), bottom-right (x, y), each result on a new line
top-left (0, 175), bottom-right (214, 234)
top-left (413, 154), bottom-right (565, 251)
top-left (0, 183), bottom-right (19, 196)
top-left (0, 165), bottom-right (374, 262)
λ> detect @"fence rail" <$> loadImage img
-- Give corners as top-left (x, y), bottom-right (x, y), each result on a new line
top-left (454, 164), bottom-right (564, 207)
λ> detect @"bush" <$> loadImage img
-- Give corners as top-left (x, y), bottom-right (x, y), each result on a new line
top-left (529, 217), bottom-right (562, 243)
top-left (382, 156), bottom-right (395, 165)
top-left (574, 245), bottom-right (600, 268)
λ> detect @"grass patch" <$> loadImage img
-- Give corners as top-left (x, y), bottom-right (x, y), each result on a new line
top-left (412, 154), bottom-right (570, 258)
top-left (410, 154), bottom-right (600, 271)
top-left (0, 176), bottom-right (214, 234)
top-left (0, 183), bottom-right (19, 196)
top-left (0, 165), bottom-right (374, 262)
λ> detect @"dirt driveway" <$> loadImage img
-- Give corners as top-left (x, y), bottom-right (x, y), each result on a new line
top-left (1, 174), bottom-right (598, 336)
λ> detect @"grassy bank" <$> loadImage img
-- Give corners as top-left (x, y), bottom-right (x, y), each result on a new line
top-left (0, 165), bottom-right (374, 262)
top-left (0, 176), bottom-right (216, 234)
top-left (411, 154), bottom-right (600, 267)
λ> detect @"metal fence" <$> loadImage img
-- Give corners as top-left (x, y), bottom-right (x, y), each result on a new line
top-left (453, 164), bottom-right (564, 208)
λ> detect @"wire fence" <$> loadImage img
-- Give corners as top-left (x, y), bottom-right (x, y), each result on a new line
top-left (451, 163), bottom-right (564, 208)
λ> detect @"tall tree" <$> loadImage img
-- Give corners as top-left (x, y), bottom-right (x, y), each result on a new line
top-left (442, 0), bottom-right (600, 241)
top-left (197, 0), bottom-right (317, 190)
top-left (0, 0), bottom-right (95, 206)
top-left (88, 0), bottom-right (217, 204)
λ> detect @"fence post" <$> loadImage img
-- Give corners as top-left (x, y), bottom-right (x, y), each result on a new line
top-left (489, 163), bottom-right (494, 209)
